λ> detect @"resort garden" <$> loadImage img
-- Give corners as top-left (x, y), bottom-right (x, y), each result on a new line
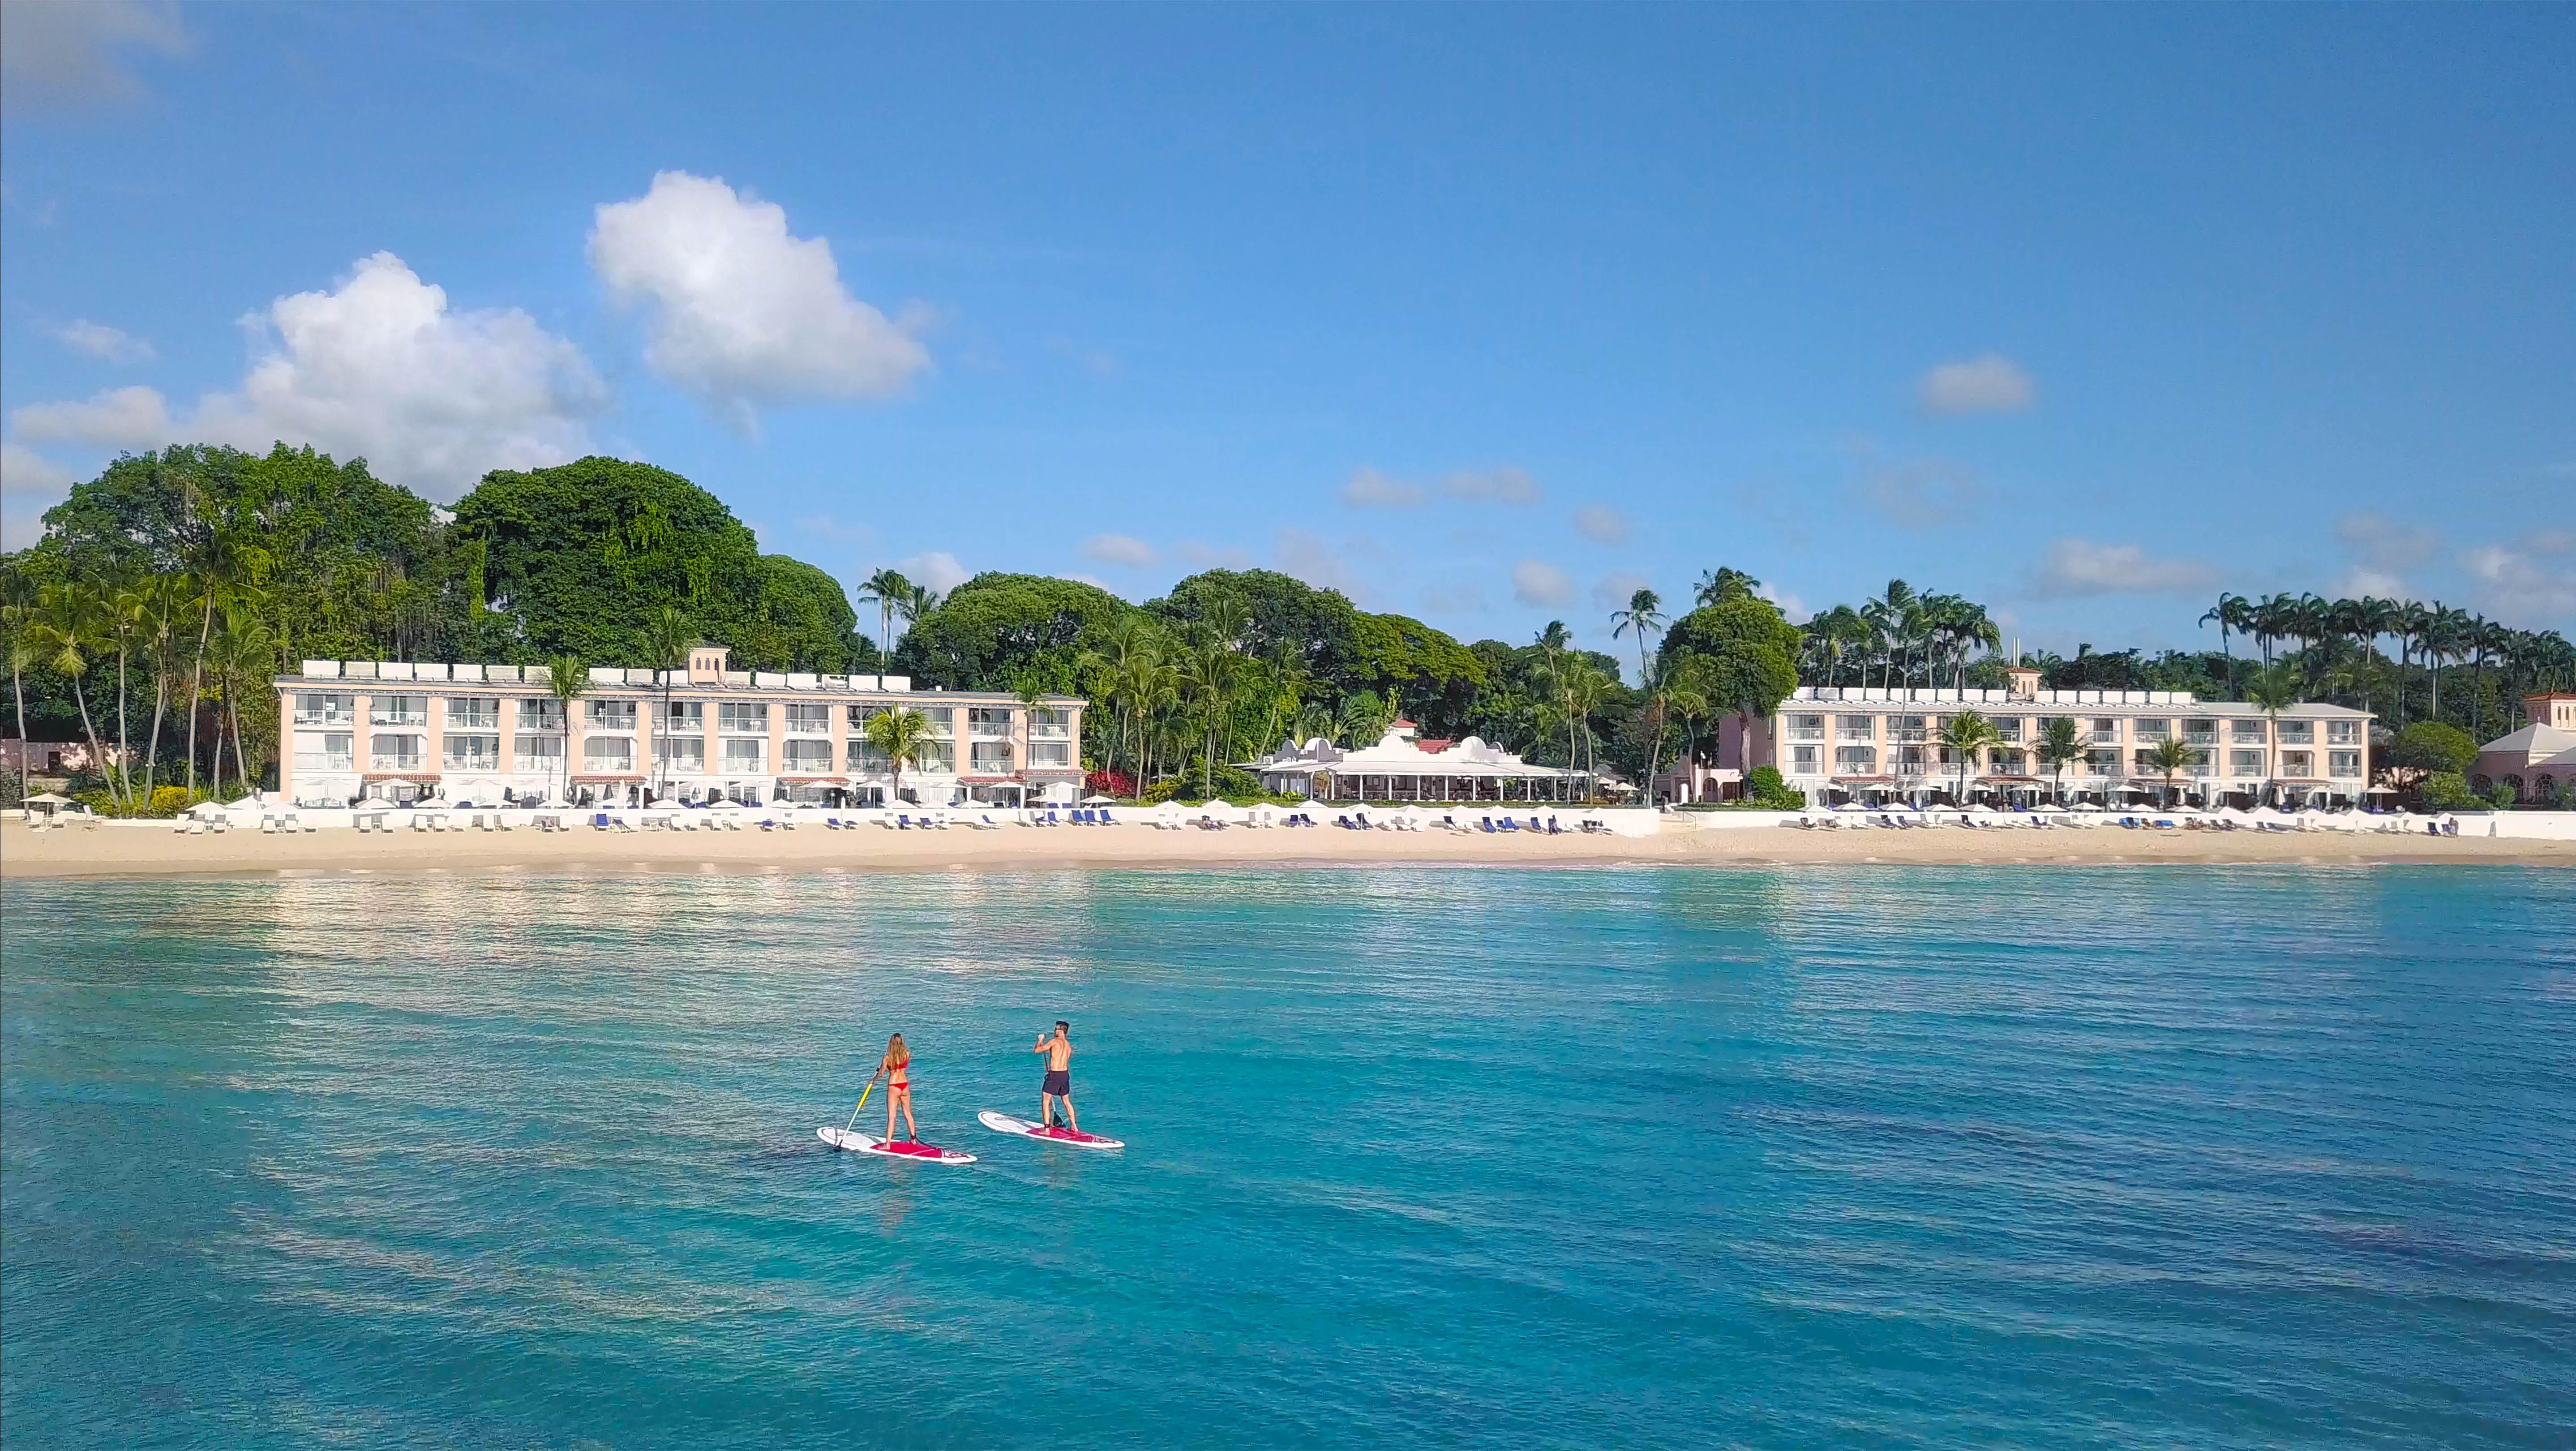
top-left (4, 443), bottom-right (2572, 813)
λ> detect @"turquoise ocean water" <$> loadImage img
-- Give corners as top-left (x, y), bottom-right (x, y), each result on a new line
top-left (3, 865), bottom-right (2571, 1449)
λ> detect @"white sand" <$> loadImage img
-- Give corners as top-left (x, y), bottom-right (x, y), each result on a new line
top-left (4, 816), bottom-right (2567, 879)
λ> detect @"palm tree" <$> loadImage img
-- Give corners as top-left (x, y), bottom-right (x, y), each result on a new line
top-left (1646, 660), bottom-right (1713, 805)
top-left (206, 612), bottom-right (275, 798)
top-left (544, 654), bottom-right (588, 803)
top-left (1610, 587), bottom-right (1667, 691)
top-left (1692, 568), bottom-right (1760, 608)
top-left (1937, 708), bottom-right (2000, 805)
top-left (899, 583), bottom-right (943, 634)
top-left (1564, 656), bottom-right (1612, 797)
top-left (1175, 633), bottom-right (1246, 798)
top-left (135, 575), bottom-right (187, 806)
top-left (31, 584), bottom-right (114, 808)
top-left (183, 525), bottom-right (267, 800)
top-left (857, 568), bottom-right (910, 664)
top-left (2036, 715), bottom-right (2087, 805)
top-left (1013, 671), bottom-right (1049, 802)
top-left (863, 705), bottom-right (937, 807)
top-left (643, 606), bottom-right (693, 799)
top-left (2200, 592), bottom-right (2248, 693)
top-left (2145, 735), bottom-right (2197, 810)
top-left (2244, 664), bottom-right (2302, 807)
top-left (1862, 580), bottom-right (1917, 689)
top-left (3, 605), bottom-right (38, 806)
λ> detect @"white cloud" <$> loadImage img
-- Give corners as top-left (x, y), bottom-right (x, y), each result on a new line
top-left (1590, 570), bottom-right (1652, 611)
top-left (2, 444), bottom-right (79, 549)
top-left (1855, 457), bottom-right (1982, 529)
top-left (176, 252), bottom-right (607, 499)
top-left (2333, 567), bottom-right (2412, 602)
top-left (55, 319), bottom-right (155, 363)
top-left (2463, 536), bottom-right (2576, 628)
top-left (1341, 466), bottom-right (1424, 508)
top-left (2332, 512), bottom-right (2439, 601)
top-left (1080, 533), bottom-right (1156, 567)
top-left (0, 0), bottom-right (188, 114)
top-left (1757, 583), bottom-right (1810, 623)
top-left (10, 384), bottom-right (171, 449)
top-left (2031, 539), bottom-right (2221, 598)
top-left (1276, 529), bottom-right (1362, 597)
top-left (1442, 467), bottom-right (1541, 505)
top-left (896, 550), bottom-right (970, 595)
top-left (1572, 504), bottom-right (1630, 545)
top-left (589, 171), bottom-right (931, 422)
top-left (1512, 559), bottom-right (1575, 608)
top-left (1918, 354), bottom-right (2036, 415)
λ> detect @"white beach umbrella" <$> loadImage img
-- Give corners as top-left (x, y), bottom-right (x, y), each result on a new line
top-left (1080, 793), bottom-right (1119, 804)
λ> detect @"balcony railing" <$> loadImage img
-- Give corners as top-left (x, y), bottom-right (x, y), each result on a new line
top-left (446, 712), bottom-right (499, 730)
top-left (294, 755), bottom-right (356, 774)
top-left (294, 707), bottom-right (357, 727)
top-left (443, 751), bottom-right (500, 772)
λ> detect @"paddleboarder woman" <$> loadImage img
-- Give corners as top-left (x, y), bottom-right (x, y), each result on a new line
top-left (874, 1033), bottom-right (917, 1143)
top-left (1033, 1022), bottom-right (1078, 1133)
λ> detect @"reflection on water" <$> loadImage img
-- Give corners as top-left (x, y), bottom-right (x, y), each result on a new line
top-left (4, 866), bottom-right (2572, 1451)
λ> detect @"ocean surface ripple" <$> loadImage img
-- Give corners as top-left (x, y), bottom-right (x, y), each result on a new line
top-left (4, 865), bottom-right (2571, 1449)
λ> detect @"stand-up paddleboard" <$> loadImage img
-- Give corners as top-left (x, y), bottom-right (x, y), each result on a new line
top-left (979, 1110), bottom-right (1124, 1150)
top-left (818, 1126), bottom-right (977, 1163)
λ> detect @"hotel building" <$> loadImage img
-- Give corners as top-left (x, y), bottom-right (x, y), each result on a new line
top-left (1717, 665), bottom-right (2374, 807)
top-left (273, 645), bottom-right (1084, 808)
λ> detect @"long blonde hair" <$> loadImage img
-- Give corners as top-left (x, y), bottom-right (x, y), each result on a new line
top-left (883, 1033), bottom-right (909, 1071)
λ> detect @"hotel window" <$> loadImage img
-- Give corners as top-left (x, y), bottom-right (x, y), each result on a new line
top-left (1894, 747), bottom-right (1929, 775)
top-left (446, 697), bottom-right (500, 730)
top-left (1991, 717), bottom-right (2023, 743)
top-left (2278, 720), bottom-right (2314, 745)
top-left (2135, 718), bottom-right (2172, 741)
top-left (1890, 715), bottom-right (1927, 743)
top-left (1791, 745), bottom-right (1822, 774)
top-left (2090, 717), bottom-right (2120, 744)
top-left (1836, 716), bottom-right (1876, 742)
top-left (847, 703), bottom-right (883, 729)
top-left (1030, 741), bottom-right (1073, 768)
top-left (656, 737), bottom-right (706, 773)
top-left (918, 707), bottom-right (956, 740)
top-left (2329, 750), bottom-right (2362, 778)
top-left (2233, 719), bottom-right (2266, 742)
top-left (370, 735), bottom-right (427, 771)
top-left (2184, 720), bottom-right (2218, 746)
top-left (584, 737), bottom-right (636, 773)
top-left (293, 731), bottom-right (354, 773)
top-left (516, 734), bottom-right (564, 764)
top-left (2087, 749), bottom-right (2120, 775)
top-left (2281, 751), bottom-right (2314, 777)
top-left (719, 702), bottom-right (769, 734)
top-left (848, 735), bottom-right (889, 768)
top-left (658, 700), bottom-right (704, 731)
top-left (1834, 746), bottom-right (1876, 772)
top-left (721, 738), bottom-right (767, 773)
top-left (443, 734), bottom-right (501, 771)
top-left (294, 692), bottom-right (356, 726)
top-left (915, 739), bottom-right (955, 773)
top-left (784, 703), bottom-right (832, 736)
top-left (1997, 749), bottom-right (2030, 774)
top-left (1786, 713), bottom-right (1826, 742)
top-left (2327, 720), bottom-right (2360, 746)
top-left (520, 700), bottom-right (564, 732)
top-left (782, 738), bottom-right (833, 772)
top-left (370, 694), bottom-right (428, 727)
top-left (1029, 707), bottom-right (1072, 741)
top-left (2231, 749), bottom-right (2265, 776)
top-left (970, 741), bottom-right (1015, 774)
top-left (587, 699), bottom-right (639, 731)
top-left (968, 706), bottom-right (1014, 740)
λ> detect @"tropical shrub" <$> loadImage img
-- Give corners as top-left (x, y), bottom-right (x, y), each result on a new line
top-left (1744, 764), bottom-right (1804, 809)
top-left (2418, 771), bottom-right (2476, 811)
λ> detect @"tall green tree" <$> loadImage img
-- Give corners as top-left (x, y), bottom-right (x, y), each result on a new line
top-left (2036, 716), bottom-right (2088, 805)
top-left (544, 655), bottom-right (587, 803)
top-left (864, 706), bottom-right (938, 807)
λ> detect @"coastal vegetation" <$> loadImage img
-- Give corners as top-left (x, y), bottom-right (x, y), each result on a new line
top-left (3, 443), bottom-right (2571, 809)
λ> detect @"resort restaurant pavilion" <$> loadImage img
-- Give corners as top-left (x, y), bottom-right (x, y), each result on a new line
top-left (1247, 721), bottom-right (1592, 802)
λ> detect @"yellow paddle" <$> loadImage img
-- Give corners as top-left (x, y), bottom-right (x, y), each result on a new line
top-left (843, 1074), bottom-right (880, 1139)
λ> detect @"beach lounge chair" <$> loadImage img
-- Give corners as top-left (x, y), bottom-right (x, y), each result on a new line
top-left (1097, 809), bottom-right (1117, 825)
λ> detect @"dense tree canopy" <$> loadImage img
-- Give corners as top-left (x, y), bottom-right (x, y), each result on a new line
top-left (889, 572), bottom-right (1131, 691)
top-left (454, 457), bottom-right (868, 672)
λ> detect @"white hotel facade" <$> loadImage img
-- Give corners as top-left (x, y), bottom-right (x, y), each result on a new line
top-left (274, 645), bottom-right (1084, 808)
top-left (1719, 665), bottom-right (2374, 807)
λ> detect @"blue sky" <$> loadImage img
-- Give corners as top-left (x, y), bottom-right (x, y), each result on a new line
top-left (4, 2), bottom-right (2571, 666)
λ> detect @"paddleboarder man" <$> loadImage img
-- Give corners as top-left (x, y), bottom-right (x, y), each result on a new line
top-left (1033, 1021), bottom-right (1079, 1133)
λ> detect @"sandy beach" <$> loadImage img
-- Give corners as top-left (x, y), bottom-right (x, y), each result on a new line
top-left (4, 816), bottom-right (2567, 879)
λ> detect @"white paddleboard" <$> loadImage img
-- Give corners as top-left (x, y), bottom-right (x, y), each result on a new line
top-left (979, 1110), bottom-right (1124, 1150)
top-left (818, 1126), bottom-right (977, 1163)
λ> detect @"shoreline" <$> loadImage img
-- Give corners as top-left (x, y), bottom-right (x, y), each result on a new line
top-left (5, 818), bottom-right (2568, 881)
